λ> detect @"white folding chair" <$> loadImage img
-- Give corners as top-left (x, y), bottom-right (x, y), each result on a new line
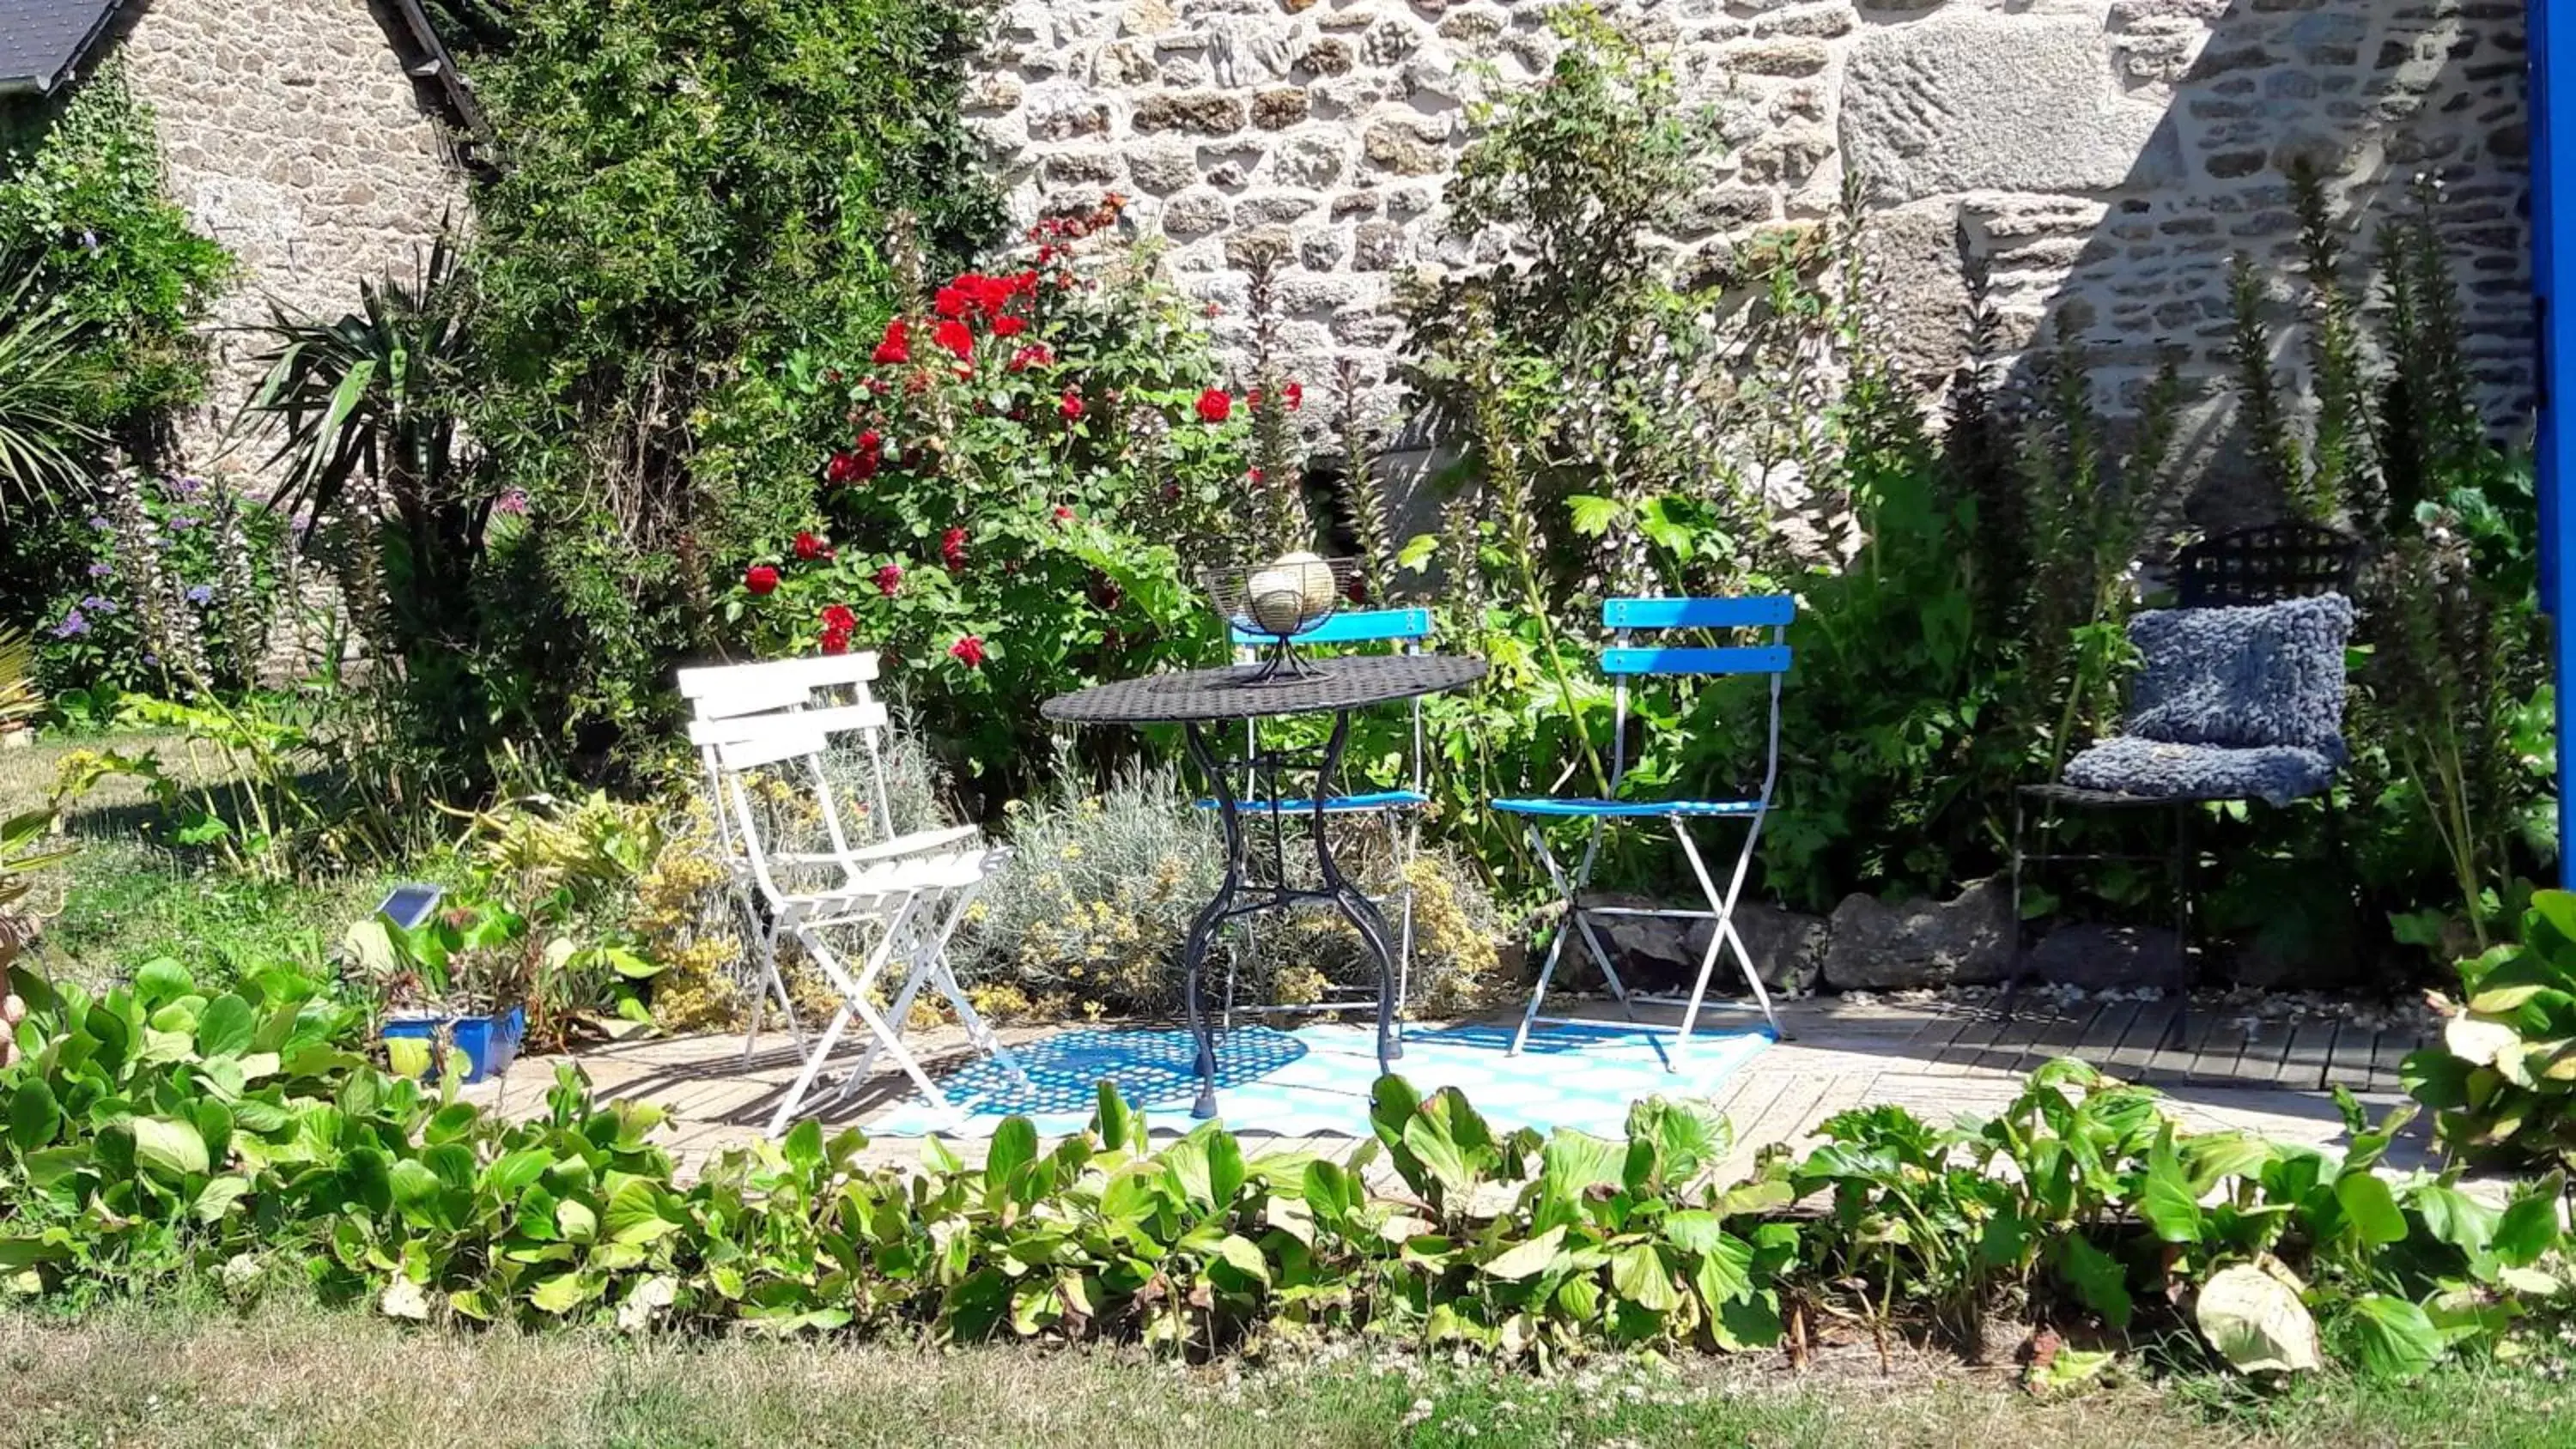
top-left (689, 703), bottom-right (1026, 1134)
top-left (1490, 595), bottom-right (1795, 1064)
top-left (1202, 608), bottom-right (1435, 1031)
top-left (677, 653), bottom-right (980, 1060)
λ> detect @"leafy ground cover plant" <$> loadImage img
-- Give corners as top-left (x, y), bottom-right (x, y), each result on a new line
top-left (2404, 888), bottom-right (2576, 1172)
top-left (2, 956), bottom-right (2565, 1381)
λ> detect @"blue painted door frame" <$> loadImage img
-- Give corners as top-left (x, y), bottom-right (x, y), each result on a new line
top-left (2538, 0), bottom-right (2576, 886)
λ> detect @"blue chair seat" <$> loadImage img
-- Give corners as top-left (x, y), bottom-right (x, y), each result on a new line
top-left (1192, 789), bottom-right (1430, 815)
top-left (1490, 796), bottom-right (1762, 819)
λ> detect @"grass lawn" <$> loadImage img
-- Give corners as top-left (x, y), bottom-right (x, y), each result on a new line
top-left (2, 1298), bottom-right (2569, 1449)
top-left (3, 727), bottom-right (455, 991)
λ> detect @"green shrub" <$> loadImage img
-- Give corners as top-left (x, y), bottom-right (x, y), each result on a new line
top-left (0, 61), bottom-right (231, 454)
top-left (725, 203), bottom-right (1246, 807)
top-left (2403, 888), bottom-right (2576, 1171)
top-left (951, 768), bottom-right (1509, 1020)
top-left (3, 957), bottom-right (2566, 1378)
top-left (453, 0), bottom-right (1004, 772)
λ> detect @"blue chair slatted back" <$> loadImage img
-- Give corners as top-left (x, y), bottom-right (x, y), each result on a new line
top-left (1229, 607), bottom-right (1437, 800)
top-left (1600, 594), bottom-right (1795, 802)
top-left (1227, 606), bottom-right (1433, 649)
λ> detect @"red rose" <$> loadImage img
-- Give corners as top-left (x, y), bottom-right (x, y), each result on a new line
top-left (872, 318), bottom-right (910, 366)
top-left (1195, 388), bottom-right (1232, 423)
top-left (949, 635), bottom-right (987, 669)
top-left (821, 603), bottom-right (858, 631)
top-left (1009, 343), bottom-right (1054, 373)
top-left (825, 451), bottom-right (863, 484)
top-left (874, 563), bottom-right (903, 597)
top-left (793, 531), bottom-right (831, 561)
top-left (744, 565), bottom-right (781, 596)
top-left (941, 526), bottom-right (968, 572)
top-left (933, 285), bottom-right (972, 319)
top-left (992, 313), bottom-right (1028, 337)
top-left (933, 318), bottom-right (973, 365)
top-left (1052, 504), bottom-right (1074, 526)
top-left (1059, 388), bottom-right (1084, 421)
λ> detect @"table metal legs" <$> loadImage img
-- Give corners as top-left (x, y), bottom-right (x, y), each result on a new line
top-left (1176, 712), bottom-right (1404, 1121)
top-left (1315, 712), bottom-right (1405, 1077)
top-left (1180, 722), bottom-right (1246, 1120)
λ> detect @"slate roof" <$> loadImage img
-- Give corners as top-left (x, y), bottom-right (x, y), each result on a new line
top-left (0, 0), bottom-right (118, 94)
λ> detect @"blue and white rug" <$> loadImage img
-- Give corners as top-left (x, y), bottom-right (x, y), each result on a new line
top-left (863, 1017), bottom-right (1774, 1139)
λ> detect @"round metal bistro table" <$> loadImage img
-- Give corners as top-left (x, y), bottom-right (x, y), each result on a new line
top-left (1042, 653), bottom-right (1487, 1119)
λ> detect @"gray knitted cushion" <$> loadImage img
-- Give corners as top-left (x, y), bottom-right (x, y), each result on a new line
top-left (2123, 593), bottom-right (2353, 755)
top-left (2062, 737), bottom-right (2341, 807)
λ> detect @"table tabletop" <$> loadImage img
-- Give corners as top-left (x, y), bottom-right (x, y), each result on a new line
top-left (1042, 653), bottom-right (1485, 724)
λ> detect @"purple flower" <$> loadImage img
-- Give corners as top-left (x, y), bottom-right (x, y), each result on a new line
top-left (170, 476), bottom-right (206, 496)
top-left (80, 229), bottom-right (99, 254)
top-left (141, 652), bottom-right (160, 667)
top-left (86, 561), bottom-right (112, 578)
top-left (87, 515), bottom-right (110, 530)
top-left (185, 584), bottom-right (214, 605)
top-left (79, 594), bottom-right (118, 615)
top-left (168, 513), bottom-right (201, 530)
top-left (52, 609), bottom-right (88, 639)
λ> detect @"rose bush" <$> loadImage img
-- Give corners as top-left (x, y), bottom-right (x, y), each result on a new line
top-left (726, 199), bottom-right (1280, 808)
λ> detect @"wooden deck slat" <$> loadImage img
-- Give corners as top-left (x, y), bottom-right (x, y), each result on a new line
top-left (2275, 1018), bottom-right (2334, 1092)
top-left (2075, 997), bottom-right (2144, 1074)
top-left (1929, 1004), bottom-right (2014, 1076)
top-left (2104, 997), bottom-right (2180, 1081)
top-left (2369, 1024), bottom-right (2421, 1094)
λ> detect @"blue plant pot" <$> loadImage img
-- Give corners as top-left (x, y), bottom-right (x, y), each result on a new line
top-left (382, 1004), bottom-right (526, 1084)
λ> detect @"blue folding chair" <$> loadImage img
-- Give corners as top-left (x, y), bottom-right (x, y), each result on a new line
top-left (1492, 595), bottom-right (1795, 1061)
top-left (1200, 607), bottom-right (1435, 1030)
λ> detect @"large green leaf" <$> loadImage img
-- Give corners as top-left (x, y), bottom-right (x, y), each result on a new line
top-left (2142, 1129), bottom-right (2204, 1244)
top-left (2348, 1294), bottom-right (2443, 1379)
top-left (1608, 1243), bottom-right (1680, 1313)
top-left (193, 994), bottom-right (257, 1060)
top-left (986, 1116), bottom-right (1037, 1187)
top-left (130, 1116), bottom-right (209, 1180)
top-left (2334, 1173), bottom-right (2409, 1247)
top-left (2057, 1235), bottom-right (2132, 1329)
top-left (7, 1078), bottom-right (58, 1151)
top-left (2411, 1182), bottom-right (2500, 1255)
top-left (2493, 1173), bottom-right (2566, 1266)
top-left (1480, 1225), bottom-right (1566, 1281)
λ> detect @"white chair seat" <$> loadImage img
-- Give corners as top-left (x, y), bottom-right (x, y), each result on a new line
top-left (773, 823), bottom-right (983, 868)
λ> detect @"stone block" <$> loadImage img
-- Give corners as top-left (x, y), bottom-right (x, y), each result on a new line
top-left (1133, 92), bottom-right (1248, 136)
top-left (1273, 132), bottom-right (1350, 187)
top-left (1562, 893), bottom-right (1828, 997)
top-left (1128, 144), bottom-right (1202, 194)
top-left (1840, 10), bottom-right (2183, 203)
top-left (1161, 190), bottom-right (1231, 238)
top-left (1301, 35), bottom-right (1356, 76)
top-left (1252, 88), bottom-right (1310, 129)
top-left (1861, 200), bottom-right (1969, 385)
top-left (2024, 923), bottom-right (2189, 991)
top-left (1364, 118), bottom-right (1447, 177)
top-left (1820, 879), bottom-right (2014, 990)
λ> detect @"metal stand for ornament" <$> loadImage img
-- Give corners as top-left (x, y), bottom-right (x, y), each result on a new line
top-left (1202, 557), bottom-right (1363, 685)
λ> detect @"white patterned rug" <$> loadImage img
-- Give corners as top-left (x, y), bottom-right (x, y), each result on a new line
top-left (863, 1017), bottom-right (1775, 1139)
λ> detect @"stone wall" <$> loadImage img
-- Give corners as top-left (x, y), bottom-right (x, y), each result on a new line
top-left (970, 0), bottom-right (2530, 501)
top-left (112, 0), bottom-right (469, 473)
